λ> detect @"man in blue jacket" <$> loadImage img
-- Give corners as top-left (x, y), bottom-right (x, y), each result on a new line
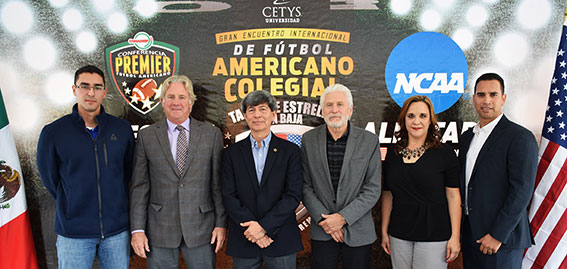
top-left (37, 65), bottom-right (135, 268)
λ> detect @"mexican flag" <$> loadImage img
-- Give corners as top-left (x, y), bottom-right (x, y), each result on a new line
top-left (0, 89), bottom-right (38, 269)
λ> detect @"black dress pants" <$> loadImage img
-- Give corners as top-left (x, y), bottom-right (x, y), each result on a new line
top-left (311, 239), bottom-right (371, 269)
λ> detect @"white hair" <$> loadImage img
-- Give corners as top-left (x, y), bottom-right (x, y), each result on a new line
top-left (319, 83), bottom-right (353, 108)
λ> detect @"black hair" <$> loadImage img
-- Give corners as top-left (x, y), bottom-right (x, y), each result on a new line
top-left (474, 73), bottom-right (504, 94)
top-left (74, 65), bottom-right (105, 85)
top-left (241, 90), bottom-right (277, 112)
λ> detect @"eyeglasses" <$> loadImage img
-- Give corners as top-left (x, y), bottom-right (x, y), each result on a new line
top-left (76, 85), bottom-right (105, 92)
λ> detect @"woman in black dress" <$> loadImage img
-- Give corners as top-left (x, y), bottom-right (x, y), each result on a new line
top-left (381, 95), bottom-right (462, 268)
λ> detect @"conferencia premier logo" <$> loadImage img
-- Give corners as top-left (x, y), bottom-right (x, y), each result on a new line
top-left (385, 32), bottom-right (468, 113)
top-left (106, 32), bottom-right (180, 115)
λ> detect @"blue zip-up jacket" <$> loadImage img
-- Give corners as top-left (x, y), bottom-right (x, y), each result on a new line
top-left (37, 104), bottom-right (135, 238)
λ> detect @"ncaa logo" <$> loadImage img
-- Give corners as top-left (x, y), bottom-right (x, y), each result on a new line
top-left (385, 32), bottom-right (468, 113)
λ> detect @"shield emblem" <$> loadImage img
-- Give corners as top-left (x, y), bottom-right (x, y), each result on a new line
top-left (106, 32), bottom-right (180, 114)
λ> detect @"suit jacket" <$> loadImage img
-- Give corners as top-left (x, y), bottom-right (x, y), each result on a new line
top-left (221, 134), bottom-right (303, 258)
top-left (301, 124), bottom-right (382, 247)
top-left (459, 115), bottom-right (537, 249)
top-left (129, 117), bottom-right (226, 248)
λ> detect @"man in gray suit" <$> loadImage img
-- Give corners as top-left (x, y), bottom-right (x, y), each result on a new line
top-left (301, 83), bottom-right (381, 268)
top-left (129, 75), bottom-right (226, 268)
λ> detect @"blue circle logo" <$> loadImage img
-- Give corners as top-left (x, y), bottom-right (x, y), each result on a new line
top-left (385, 32), bottom-right (468, 113)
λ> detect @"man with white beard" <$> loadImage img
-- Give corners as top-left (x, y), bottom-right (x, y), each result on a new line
top-left (301, 84), bottom-right (382, 269)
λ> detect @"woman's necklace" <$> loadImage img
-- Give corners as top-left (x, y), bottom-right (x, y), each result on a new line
top-left (400, 144), bottom-right (426, 159)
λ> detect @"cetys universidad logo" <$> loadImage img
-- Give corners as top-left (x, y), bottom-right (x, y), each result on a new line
top-left (385, 32), bottom-right (468, 113)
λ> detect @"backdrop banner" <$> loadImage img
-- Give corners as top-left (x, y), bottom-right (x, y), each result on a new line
top-left (0, 0), bottom-right (564, 268)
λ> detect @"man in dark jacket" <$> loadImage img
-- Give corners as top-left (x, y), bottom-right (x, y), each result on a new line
top-left (221, 90), bottom-right (303, 268)
top-left (459, 73), bottom-right (538, 268)
top-left (37, 65), bottom-right (135, 269)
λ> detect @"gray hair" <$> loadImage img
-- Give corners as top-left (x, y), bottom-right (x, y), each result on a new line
top-left (320, 83), bottom-right (353, 108)
top-left (241, 90), bottom-right (277, 112)
top-left (161, 75), bottom-right (197, 103)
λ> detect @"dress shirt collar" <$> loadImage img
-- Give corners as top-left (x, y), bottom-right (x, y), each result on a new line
top-left (167, 117), bottom-right (190, 132)
top-left (473, 113), bottom-right (503, 135)
top-left (250, 132), bottom-right (272, 149)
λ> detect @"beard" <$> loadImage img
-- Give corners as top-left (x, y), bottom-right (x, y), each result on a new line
top-left (324, 113), bottom-right (350, 128)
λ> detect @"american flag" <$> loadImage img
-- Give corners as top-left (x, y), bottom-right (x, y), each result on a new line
top-left (522, 23), bottom-right (567, 269)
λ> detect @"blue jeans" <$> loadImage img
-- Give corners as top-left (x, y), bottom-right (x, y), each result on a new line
top-left (56, 230), bottom-right (130, 269)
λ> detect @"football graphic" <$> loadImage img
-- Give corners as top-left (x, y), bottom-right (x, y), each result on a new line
top-left (132, 79), bottom-right (158, 101)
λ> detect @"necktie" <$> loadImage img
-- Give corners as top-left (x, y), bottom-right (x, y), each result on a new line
top-left (176, 125), bottom-right (188, 174)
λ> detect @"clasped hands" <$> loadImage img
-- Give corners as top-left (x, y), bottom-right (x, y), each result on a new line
top-left (319, 213), bottom-right (347, 243)
top-left (241, 221), bottom-right (273, 248)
